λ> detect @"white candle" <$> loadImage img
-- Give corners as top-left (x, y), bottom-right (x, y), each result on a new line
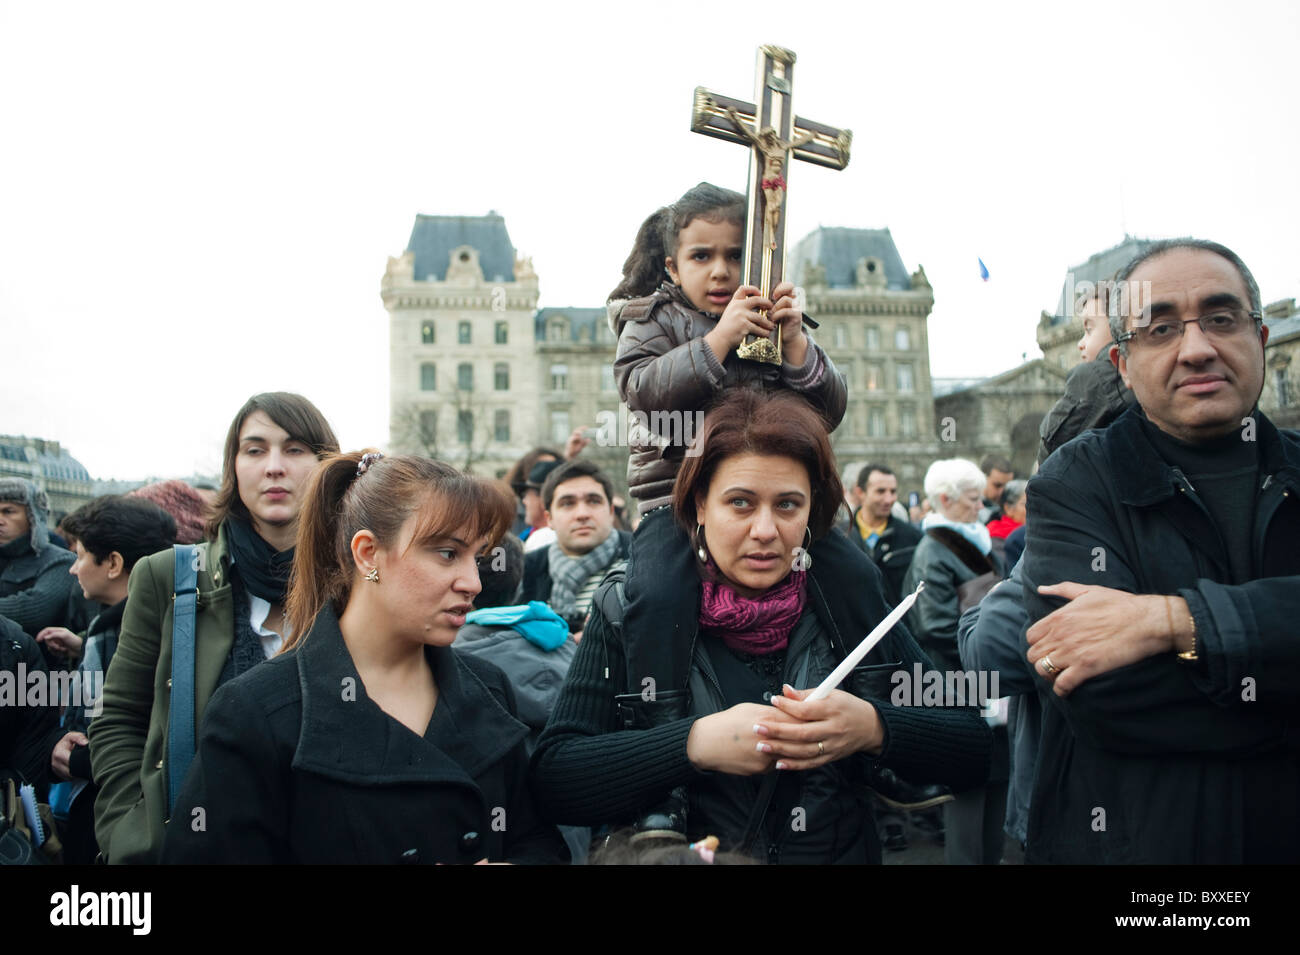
top-left (805, 581), bottom-right (925, 702)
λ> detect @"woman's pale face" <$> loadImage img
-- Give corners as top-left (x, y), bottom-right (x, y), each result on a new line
top-left (695, 453), bottom-right (811, 599)
top-left (940, 487), bottom-right (982, 524)
top-left (375, 515), bottom-right (486, 646)
top-left (233, 410), bottom-right (320, 538)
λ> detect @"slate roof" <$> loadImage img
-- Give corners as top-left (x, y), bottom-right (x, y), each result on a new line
top-left (931, 377), bottom-right (987, 399)
top-left (534, 307), bottom-right (607, 343)
top-left (788, 227), bottom-right (912, 291)
top-left (0, 438), bottom-right (90, 482)
top-left (406, 213), bottom-right (516, 282)
top-left (1047, 235), bottom-right (1158, 328)
top-left (1266, 313), bottom-right (1300, 344)
top-left (932, 360), bottom-right (1067, 399)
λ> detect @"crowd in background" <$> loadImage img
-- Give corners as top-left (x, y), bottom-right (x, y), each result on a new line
top-left (3, 232), bottom-right (1294, 866)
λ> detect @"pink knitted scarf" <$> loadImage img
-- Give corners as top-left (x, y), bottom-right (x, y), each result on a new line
top-left (699, 568), bottom-right (807, 655)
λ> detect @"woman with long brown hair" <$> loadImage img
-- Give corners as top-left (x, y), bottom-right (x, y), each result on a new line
top-left (90, 392), bottom-right (338, 864)
top-left (162, 451), bottom-right (567, 864)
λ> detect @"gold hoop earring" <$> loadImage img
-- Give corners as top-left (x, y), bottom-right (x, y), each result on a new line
top-left (694, 524), bottom-right (709, 564)
top-left (364, 567), bottom-right (380, 583)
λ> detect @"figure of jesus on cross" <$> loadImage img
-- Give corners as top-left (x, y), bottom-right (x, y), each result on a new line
top-left (692, 46), bottom-right (852, 363)
top-left (721, 105), bottom-right (815, 253)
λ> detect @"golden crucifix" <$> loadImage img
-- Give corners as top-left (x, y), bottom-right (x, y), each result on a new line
top-left (691, 45), bottom-right (852, 364)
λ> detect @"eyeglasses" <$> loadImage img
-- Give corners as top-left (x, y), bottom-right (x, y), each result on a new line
top-left (1114, 308), bottom-right (1262, 349)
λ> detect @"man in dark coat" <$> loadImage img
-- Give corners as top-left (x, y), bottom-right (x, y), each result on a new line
top-left (519, 460), bottom-right (631, 636)
top-left (0, 479), bottom-right (79, 642)
top-left (1021, 239), bottom-right (1300, 863)
top-left (843, 463), bottom-right (922, 606)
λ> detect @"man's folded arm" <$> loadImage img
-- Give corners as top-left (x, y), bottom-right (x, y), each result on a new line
top-left (1023, 472), bottom-right (1286, 755)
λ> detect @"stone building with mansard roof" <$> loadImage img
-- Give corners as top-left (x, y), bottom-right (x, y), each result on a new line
top-left (382, 212), bottom-right (626, 484)
top-left (787, 226), bottom-right (941, 492)
top-left (383, 215), bottom-right (946, 495)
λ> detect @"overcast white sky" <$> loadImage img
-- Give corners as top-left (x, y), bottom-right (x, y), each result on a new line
top-left (3, 0), bottom-right (1297, 481)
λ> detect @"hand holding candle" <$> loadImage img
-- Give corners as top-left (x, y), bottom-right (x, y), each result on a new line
top-left (806, 581), bottom-right (925, 702)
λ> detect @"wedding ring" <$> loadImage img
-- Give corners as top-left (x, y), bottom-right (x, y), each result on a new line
top-left (1041, 655), bottom-right (1061, 677)
top-left (817, 740), bottom-right (825, 756)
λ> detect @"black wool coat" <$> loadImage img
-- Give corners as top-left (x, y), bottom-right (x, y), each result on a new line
top-left (1022, 405), bottom-right (1300, 864)
top-left (161, 604), bottom-right (568, 865)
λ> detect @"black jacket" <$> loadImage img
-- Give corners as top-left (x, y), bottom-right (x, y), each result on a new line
top-left (845, 510), bottom-right (922, 607)
top-left (0, 536), bottom-right (77, 638)
top-left (1037, 350), bottom-right (1136, 467)
top-left (0, 616), bottom-right (59, 797)
top-left (531, 540), bottom-right (991, 863)
top-left (1022, 404), bottom-right (1300, 863)
top-left (519, 530), bottom-right (632, 606)
top-left (902, 527), bottom-right (1002, 672)
top-left (162, 604), bottom-right (568, 864)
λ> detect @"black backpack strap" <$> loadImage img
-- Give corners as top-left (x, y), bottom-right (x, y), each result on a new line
top-left (593, 566), bottom-right (628, 636)
top-left (591, 567), bottom-right (628, 691)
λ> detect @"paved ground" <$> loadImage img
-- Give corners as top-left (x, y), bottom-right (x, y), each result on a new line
top-left (882, 810), bottom-right (1025, 865)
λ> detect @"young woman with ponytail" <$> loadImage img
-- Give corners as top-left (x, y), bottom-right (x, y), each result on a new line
top-left (162, 451), bottom-right (568, 864)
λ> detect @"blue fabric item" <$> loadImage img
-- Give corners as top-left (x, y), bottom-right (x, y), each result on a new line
top-left (168, 545), bottom-right (199, 817)
top-left (464, 602), bottom-right (570, 652)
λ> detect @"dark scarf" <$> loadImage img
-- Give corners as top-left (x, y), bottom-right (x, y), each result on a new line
top-left (698, 567), bottom-right (807, 655)
top-left (547, 531), bottom-right (621, 623)
top-left (218, 572), bottom-right (269, 688)
top-left (224, 517), bottom-right (293, 604)
top-left (0, 536), bottom-right (31, 562)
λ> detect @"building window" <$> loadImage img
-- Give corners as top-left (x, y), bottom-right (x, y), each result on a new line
top-left (548, 319), bottom-right (566, 342)
top-left (494, 363), bottom-right (510, 391)
top-left (601, 364), bottom-right (616, 393)
top-left (457, 363), bottom-right (473, 391)
top-left (550, 363), bottom-right (568, 392)
top-left (900, 405), bottom-right (916, 437)
top-left (550, 410), bottom-right (570, 444)
top-left (420, 363), bottom-right (436, 391)
top-left (457, 410), bottom-right (473, 444)
top-left (834, 324), bottom-right (848, 348)
top-left (419, 411), bottom-right (437, 446)
top-left (495, 321), bottom-right (508, 344)
top-left (1277, 369), bottom-right (1292, 407)
top-left (458, 321), bottom-right (471, 344)
top-left (868, 407), bottom-right (886, 438)
top-left (895, 327), bottom-right (911, 351)
top-left (896, 362), bottom-right (915, 393)
top-left (494, 409), bottom-right (510, 443)
top-left (865, 363), bottom-right (881, 392)
top-left (866, 326), bottom-right (881, 351)
top-left (421, 322), bottom-right (435, 345)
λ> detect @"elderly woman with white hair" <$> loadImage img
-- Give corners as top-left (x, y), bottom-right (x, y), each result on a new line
top-left (902, 458), bottom-right (1004, 674)
top-left (901, 457), bottom-right (1007, 864)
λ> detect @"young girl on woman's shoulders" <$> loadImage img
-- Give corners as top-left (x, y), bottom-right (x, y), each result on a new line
top-left (608, 181), bottom-right (846, 517)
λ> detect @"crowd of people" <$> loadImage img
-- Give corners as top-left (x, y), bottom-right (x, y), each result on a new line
top-left (2, 187), bottom-right (1294, 865)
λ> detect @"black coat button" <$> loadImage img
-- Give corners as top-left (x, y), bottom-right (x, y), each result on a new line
top-left (399, 848), bottom-right (420, 864)
top-left (459, 831), bottom-right (481, 855)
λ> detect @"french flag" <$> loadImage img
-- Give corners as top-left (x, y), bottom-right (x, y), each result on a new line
top-left (978, 258), bottom-right (990, 282)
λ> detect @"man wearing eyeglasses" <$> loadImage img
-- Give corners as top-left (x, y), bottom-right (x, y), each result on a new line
top-left (1018, 239), bottom-right (1300, 864)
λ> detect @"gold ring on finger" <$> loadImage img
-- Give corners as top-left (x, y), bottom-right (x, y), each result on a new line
top-left (1041, 655), bottom-right (1061, 677)
top-left (817, 740), bottom-right (825, 756)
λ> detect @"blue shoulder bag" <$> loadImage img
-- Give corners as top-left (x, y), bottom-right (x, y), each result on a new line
top-left (166, 545), bottom-right (200, 817)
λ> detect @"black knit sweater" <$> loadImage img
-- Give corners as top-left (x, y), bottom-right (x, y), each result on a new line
top-left (530, 530), bottom-right (992, 832)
